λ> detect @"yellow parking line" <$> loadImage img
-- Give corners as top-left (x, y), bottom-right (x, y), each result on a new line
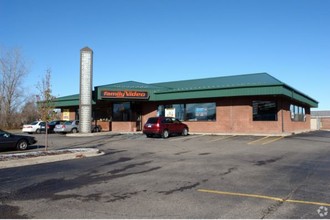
top-left (248, 136), bottom-right (284, 145)
top-left (248, 136), bottom-right (269, 145)
top-left (197, 189), bottom-right (330, 207)
top-left (169, 135), bottom-right (201, 142)
top-left (262, 136), bottom-right (284, 145)
top-left (207, 135), bottom-right (236, 143)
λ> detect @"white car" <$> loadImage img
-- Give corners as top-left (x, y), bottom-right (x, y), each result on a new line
top-left (22, 121), bottom-right (45, 134)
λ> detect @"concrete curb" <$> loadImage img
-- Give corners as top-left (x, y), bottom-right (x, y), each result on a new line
top-left (66, 131), bottom-right (300, 137)
top-left (0, 148), bottom-right (104, 169)
top-left (66, 131), bottom-right (142, 137)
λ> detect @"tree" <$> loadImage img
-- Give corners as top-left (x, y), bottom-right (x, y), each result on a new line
top-left (37, 68), bottom-right (56, 150)
top-left (21, 96), bottom-right (38, 124)
top-left (0, 47), bottom-right (29, 129)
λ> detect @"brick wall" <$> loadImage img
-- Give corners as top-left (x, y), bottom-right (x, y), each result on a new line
top-left (141, 103), bottom-right (158, 126)
top-left (59, 96), bottom-right (311, 134)
top-left (185, 97), bottom-right (284, 134)
top-left (321, 118), bottom-right (330, 129)
top-left (281, 99), bottom-right (311, 133)
top-left (111, 122), bottom-right (136, 132)
top-left (140, 96), bottom-right (311, 135)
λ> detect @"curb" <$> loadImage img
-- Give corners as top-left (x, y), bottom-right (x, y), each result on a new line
top-left (66, 131), bottom-right (142, 137)
top-left (0, 148), bottom-right (104, 169)
top-left (66, 131), bottom-right (297, 137)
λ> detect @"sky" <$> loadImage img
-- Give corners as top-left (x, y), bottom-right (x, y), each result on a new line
top-left (1, 0), bottom-right (329, 110)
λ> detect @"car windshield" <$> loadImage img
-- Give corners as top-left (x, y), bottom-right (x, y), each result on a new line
top-left (64, 121), bottom-right (73, 125)
top-left (30, 121), bottom-right (39, 125)
top-left (146, 118), bottom-right (159, 124)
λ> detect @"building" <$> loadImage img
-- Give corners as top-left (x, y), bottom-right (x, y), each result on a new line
top-left (53, 73), bottom-right (318, 135)
top-left (311, 111), bottom-right (330, 130)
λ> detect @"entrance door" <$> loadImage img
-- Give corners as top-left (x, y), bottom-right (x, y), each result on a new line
top-left (132, 103), bottom-right (142, 131)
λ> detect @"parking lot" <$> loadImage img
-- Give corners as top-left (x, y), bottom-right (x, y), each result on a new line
top-left (1, 130), bottom-right (330, 218)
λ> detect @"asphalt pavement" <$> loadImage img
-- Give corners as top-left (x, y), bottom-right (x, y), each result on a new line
top-left (0, 130), bottom-right (330, 218)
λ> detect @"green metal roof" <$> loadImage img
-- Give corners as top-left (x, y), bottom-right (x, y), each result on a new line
top-left (149, 73), bottom-right (318, 107)
top-left (54, 73), bottom-right (318, 108)
top-left (53, 93), bottom-right (96, 107)
top-left (96, 81), bottom-right (167, 90)
top-left (152, 72), bottom-right (283, 91)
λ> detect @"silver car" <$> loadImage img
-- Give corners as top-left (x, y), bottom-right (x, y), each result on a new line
top-left (54, 120), bottom-right (79, 134)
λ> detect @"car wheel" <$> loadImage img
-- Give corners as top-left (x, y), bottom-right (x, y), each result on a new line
top-left (35, 129), bottom-right (40, 134)
top-left (71, 128), bottom-right (78, 133)
top-left (17, 139), bottom-right (28, 150)
top-left (182, 128), bottom-right (188, 136)
top-left (162, 130), bottom-right (169, 139)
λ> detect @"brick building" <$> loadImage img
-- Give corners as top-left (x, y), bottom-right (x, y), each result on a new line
top-left (311, 111), bottom-right (330, 130)
top-left (54, 73), bottom-right (318, 135)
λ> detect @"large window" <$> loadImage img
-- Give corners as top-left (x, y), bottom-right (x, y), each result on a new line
top-left (157, 104), bottom-right (185, 121)
top-left (290, 104), bottom-right (306, 122)
top-left (253, 101), bottom-right (277, 121)
top-left (157, 102), bottom-right (216, 122)
top-left (186, 103), bottom-right (216, 121)
top-left (113, 102), bottom-right (131, 121)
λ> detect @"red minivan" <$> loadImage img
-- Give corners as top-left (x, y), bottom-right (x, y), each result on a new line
top-left (143, 116), bottom-right (189, 138)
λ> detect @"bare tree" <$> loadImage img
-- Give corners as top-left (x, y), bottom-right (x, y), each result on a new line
top-left (37, 68), bottom-right (56, 150)
top-left (0, 47), bottom-right (29, 129)
top-left (21, 96), bottom-right (38, 125)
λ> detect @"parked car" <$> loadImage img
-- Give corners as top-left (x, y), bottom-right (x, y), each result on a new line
top-left (143, 116), bottom-right (189, 138)
top-left (54, 120), bottom-right (79, 134)
top-left (40, 120), bottom-right (66, 133)
top-left (22, 121), bottom-right (46, 134)
top-left (0, 129), bottom-right (37, 150)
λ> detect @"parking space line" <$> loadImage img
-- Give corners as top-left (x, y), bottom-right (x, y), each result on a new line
top-left (206, 135), bottom-right (236, 143)
top-left (248, 136), bottom-right (269, 145)
top-left (247, 136), bottom-right (284, 145)
top-left (169, 135), bottom-right (202, 142)
top-left (197, 189), bottom-right (330, 207)
top-left (262, 136), bottom-right (284, 145)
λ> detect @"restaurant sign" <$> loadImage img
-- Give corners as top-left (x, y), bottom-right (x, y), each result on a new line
top-left (101, 90), bottom-right (149, 99)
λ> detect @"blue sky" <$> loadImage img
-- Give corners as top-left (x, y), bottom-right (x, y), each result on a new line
top-left (1, 0), bottom-right (329, 109)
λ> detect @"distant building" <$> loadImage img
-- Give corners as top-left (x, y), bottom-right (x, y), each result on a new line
top-left (54, 72), bottom-right (318, 135)
top-left (311, 111), bottom-right (330, 130)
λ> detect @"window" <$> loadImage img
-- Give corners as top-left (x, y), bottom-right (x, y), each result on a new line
top-left (113, 102), bottom-right (131, 121)
top-left (157, 104), bottom-right (185, 121)
top-left (253, 101), bottom-right (277, 121)
top-left (186, 103), bottom-right (216, 121)
top-left (290, 104), bottom-right (306, 121)
top-left (157, 102), bottom-right (216, 122)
